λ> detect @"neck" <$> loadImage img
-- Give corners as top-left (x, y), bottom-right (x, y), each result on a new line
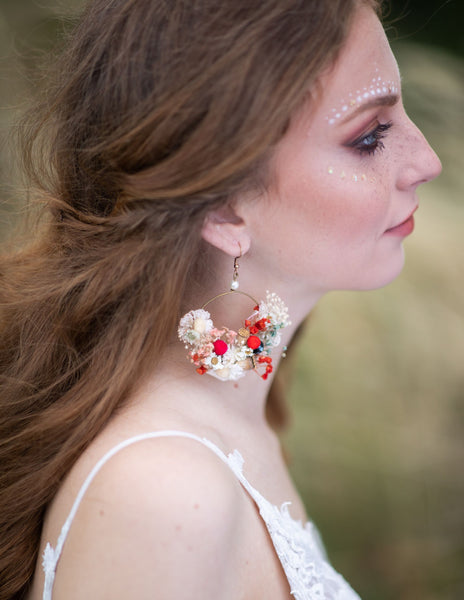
top-left (140, 285), bottom-right (322, 437)
top-left (134, 245), bottom-right (325, 438)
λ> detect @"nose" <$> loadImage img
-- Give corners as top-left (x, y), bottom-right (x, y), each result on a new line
top-left (397, 118), bottom-right (442, 190)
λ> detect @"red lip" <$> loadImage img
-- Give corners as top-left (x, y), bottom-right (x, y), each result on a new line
top-left (385, 207), bottom-right (418, 237)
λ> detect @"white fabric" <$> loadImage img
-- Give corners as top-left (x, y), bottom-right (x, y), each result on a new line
top-left (42, 430), bottom-right (361, 600)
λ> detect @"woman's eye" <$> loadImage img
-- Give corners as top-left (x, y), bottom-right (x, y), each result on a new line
top-left (349, 121), bottom-right (393, 156)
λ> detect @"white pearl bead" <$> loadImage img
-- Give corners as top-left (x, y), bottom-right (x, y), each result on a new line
top-left (231, 280), bottom-right (239, 290)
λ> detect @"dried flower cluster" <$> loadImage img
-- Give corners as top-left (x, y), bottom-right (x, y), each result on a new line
top-left (178, 292), bottom-right (291, 381)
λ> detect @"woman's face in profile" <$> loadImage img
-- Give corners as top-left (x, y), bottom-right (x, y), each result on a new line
top-left (244, 6), bottom-right (441, 294)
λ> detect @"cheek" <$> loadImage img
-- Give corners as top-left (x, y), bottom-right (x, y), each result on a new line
top-left (320, 157), bottom-right (392, 234)
top-left (262, 140), bottom-right (395, 276)
top-left (251, 170), bottom-right (402, 291)
top-left (288, 167), bottom-right (390, 246)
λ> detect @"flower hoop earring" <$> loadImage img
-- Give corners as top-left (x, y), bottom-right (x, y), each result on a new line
top-left (178, 250), bottom-right (291, 381)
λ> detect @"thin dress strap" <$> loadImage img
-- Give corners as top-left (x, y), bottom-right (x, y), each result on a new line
top-left (42, 430), bottom-right (355, 600)
top-left (42, 430), bottom-right (260, 600)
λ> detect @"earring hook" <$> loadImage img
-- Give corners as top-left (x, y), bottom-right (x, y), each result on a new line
top-left (231, 242), bottom-right (242, 291)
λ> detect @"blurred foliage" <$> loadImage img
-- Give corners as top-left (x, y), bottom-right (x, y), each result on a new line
top-left (387, 0), bottom-right (463, 57)
top-left (286, 40), bottom-right (464, 600)
top-left (1, 2), bottom-right (463, 599)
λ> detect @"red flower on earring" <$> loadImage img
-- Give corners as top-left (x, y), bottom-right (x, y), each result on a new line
top-left (247, 336), bottom-right (261, 350)
top-left (178, 291), bottom-right (291, 382)
top-left (213, 340), bottom-right (228, 355)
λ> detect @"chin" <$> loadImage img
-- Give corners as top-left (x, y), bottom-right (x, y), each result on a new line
top-left (359, 247), bottom-right (406, 291)
top-left (335, 246), bottom-right (406, 292)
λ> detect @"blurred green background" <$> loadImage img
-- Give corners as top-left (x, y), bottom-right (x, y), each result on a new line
top-left (1, 1), bottom-right (463, 599)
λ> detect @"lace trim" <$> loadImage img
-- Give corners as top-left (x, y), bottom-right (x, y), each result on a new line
top-left (224, 449), bottom-right (361, 600)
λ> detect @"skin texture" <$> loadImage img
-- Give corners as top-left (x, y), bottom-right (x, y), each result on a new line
top-left (29, 6), bottom-right (441, 600)
top-left (204, 7), bottom-right (442, 298)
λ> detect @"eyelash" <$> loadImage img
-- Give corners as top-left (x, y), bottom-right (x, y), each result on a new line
top-left (350, 121), bottom-right (393, 156)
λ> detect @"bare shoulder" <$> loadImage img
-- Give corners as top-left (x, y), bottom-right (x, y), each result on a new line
top-left (52, 435), bottom-right (248, 599)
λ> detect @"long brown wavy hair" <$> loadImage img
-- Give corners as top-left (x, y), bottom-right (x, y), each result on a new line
top-left (0, 0), bottom-right (380, 597)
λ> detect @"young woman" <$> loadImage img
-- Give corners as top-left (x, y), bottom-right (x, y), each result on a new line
top-left (0, 1), bottom-right (441, 598)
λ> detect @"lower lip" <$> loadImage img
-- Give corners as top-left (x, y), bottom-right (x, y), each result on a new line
top-left (385, 215), bottom-right (415, 237)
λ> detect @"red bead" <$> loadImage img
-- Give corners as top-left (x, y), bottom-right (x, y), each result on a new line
top-left (213, 339), bottom-right (228, 355)
top-left (196, 366), bottom-right (207, 375)
top-left (247, 335), bottom-right (261, 350)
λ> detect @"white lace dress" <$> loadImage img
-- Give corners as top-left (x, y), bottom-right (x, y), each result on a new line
top-left (42, 431), bottom-right (362, 600)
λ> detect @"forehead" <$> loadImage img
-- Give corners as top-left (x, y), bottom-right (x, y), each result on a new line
top-left (317, 7), bottom-right (400, 114)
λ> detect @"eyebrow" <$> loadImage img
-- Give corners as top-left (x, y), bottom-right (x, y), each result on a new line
top-left (339, 94), bottom-right (399, 125)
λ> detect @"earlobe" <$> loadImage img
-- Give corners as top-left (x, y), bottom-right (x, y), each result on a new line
top-left (201, 205), bottom-right (251, 257)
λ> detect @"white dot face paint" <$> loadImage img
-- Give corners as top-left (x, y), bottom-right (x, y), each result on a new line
top-left (327, 166), bottom-right (373, 184)
top-left (325, 78), bottom-right (399, 125)
top-left (255, 6), bottom-right (441, 299)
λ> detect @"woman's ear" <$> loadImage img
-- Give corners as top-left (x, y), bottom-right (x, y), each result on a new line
top-left (201, 203), bottom-right (251, 257)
